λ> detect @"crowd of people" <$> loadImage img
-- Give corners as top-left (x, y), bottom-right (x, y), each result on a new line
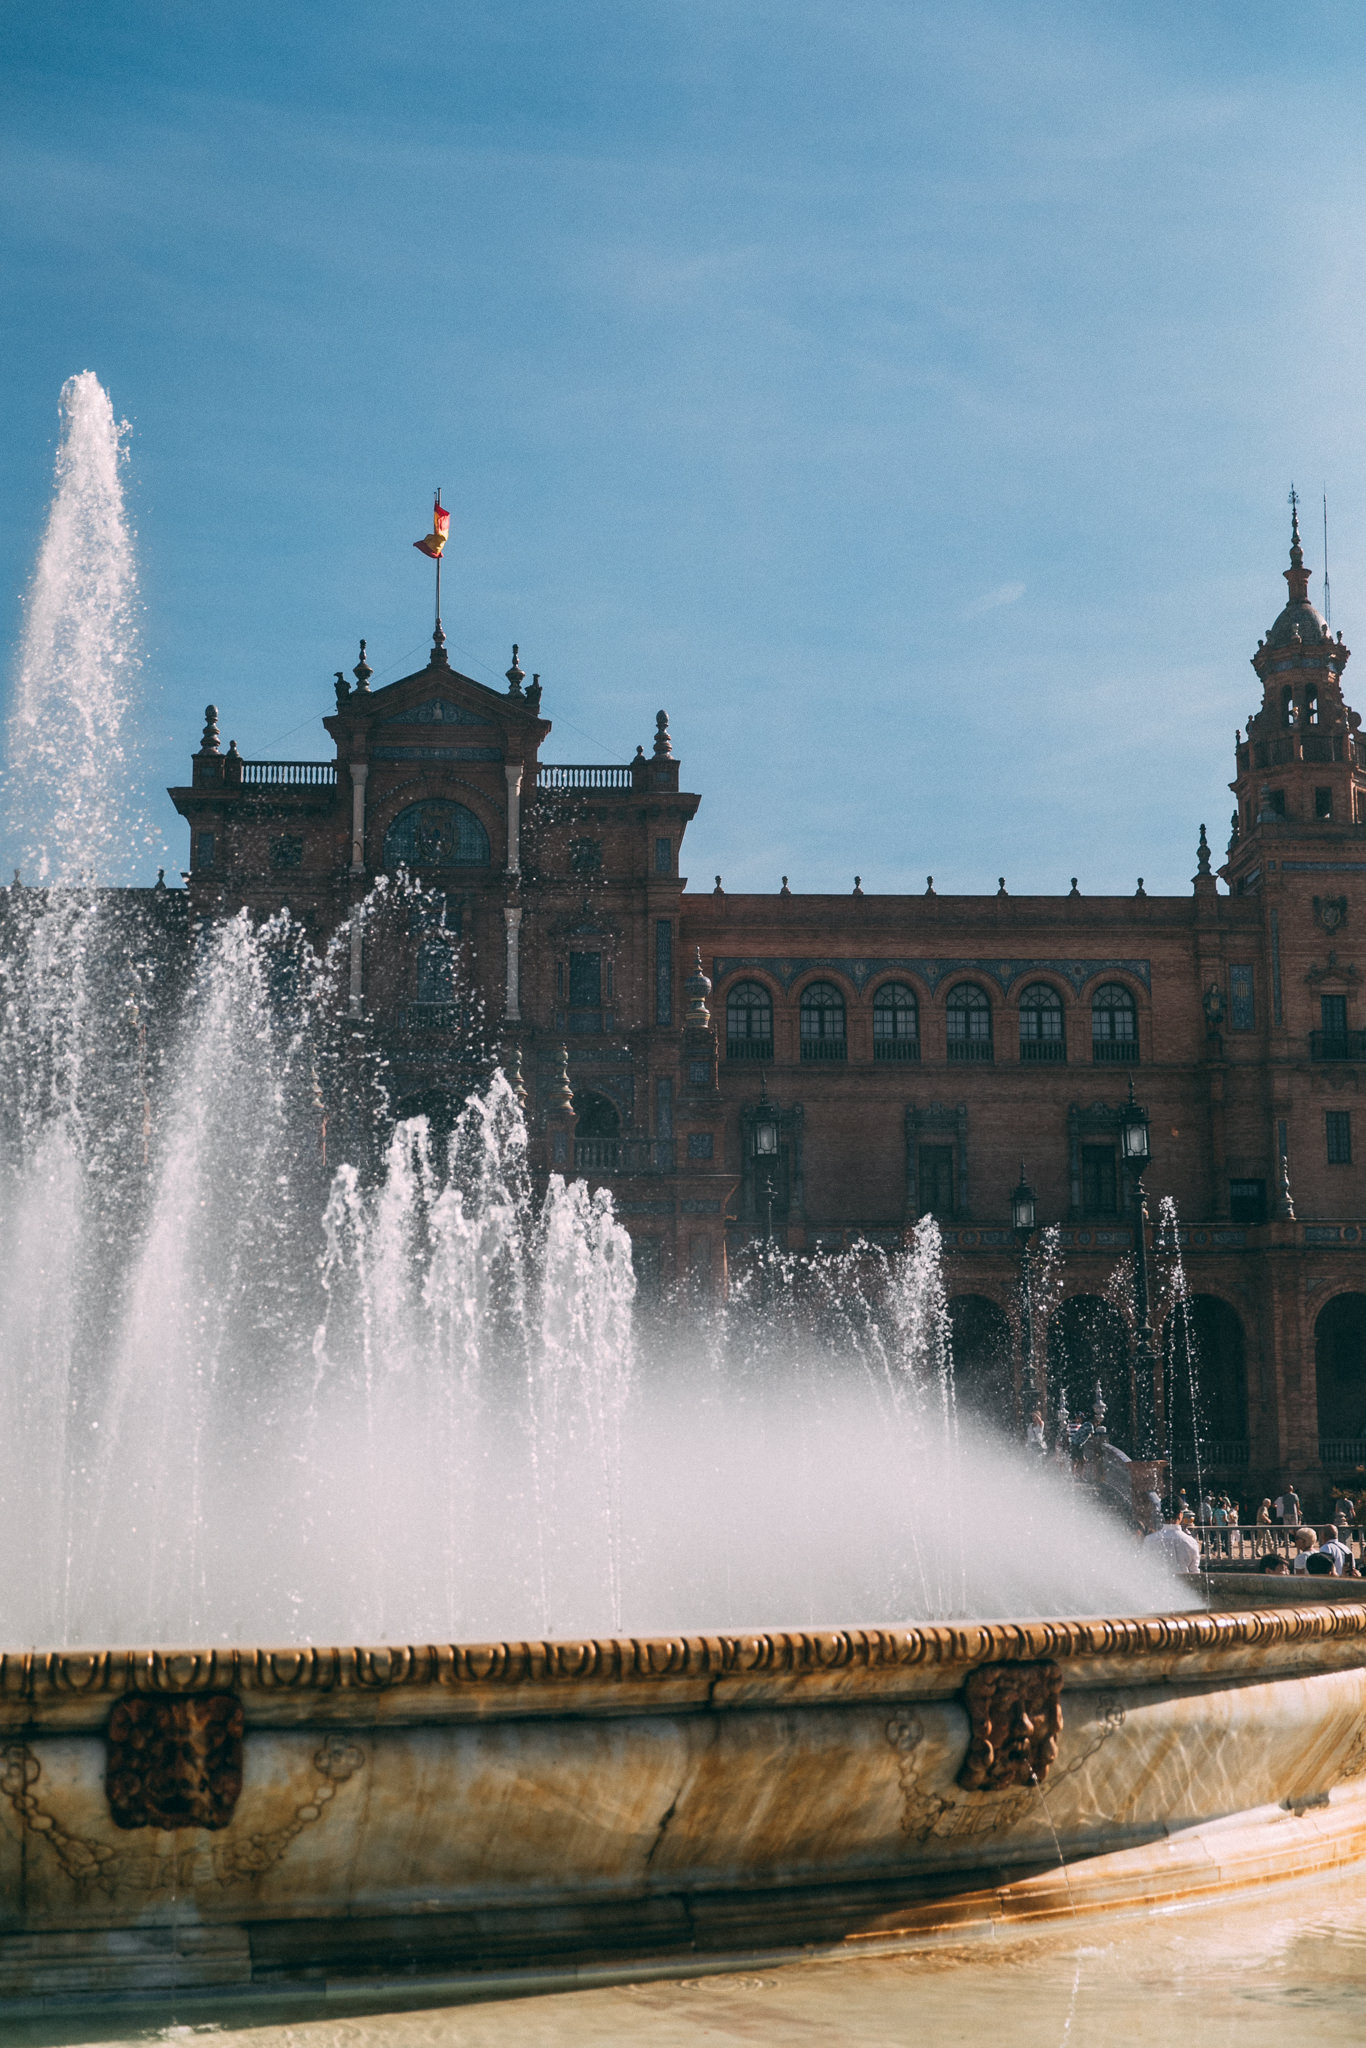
top-left (1141, 1489), bottom-right (1364, 1580)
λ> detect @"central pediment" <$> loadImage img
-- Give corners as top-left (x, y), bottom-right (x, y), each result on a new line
top-left (379, 698), bottom-right (487, 729)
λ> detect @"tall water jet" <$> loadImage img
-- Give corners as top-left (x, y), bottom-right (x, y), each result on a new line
top-left (6, 371), bottom-right (141, 885)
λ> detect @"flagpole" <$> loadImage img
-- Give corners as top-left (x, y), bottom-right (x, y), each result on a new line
top-left (432, 485), bottom-right (446, 662)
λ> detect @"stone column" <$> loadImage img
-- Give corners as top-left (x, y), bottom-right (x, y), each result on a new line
top-left (348, 916), bottom-right (363, 1018)
top-left (350, 762), bottom-right (368, 873)
top-left (504, 906), bottom-right (523, 1021)
top-left (505, 764), bottom-right (523, 874)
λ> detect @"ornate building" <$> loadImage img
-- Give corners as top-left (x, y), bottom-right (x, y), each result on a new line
top-left (169, 514), bottom-right (1366, 1498)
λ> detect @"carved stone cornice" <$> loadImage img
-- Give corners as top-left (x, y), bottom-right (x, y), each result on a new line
top-left (5, 1602), bottom-right (1366, 1721)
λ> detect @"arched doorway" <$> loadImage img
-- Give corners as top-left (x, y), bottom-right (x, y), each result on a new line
top-left (948, 1296), bottom-right (1014, 1428)
top-left (1165, 1296), bottom-right (1247, 1458)
top-left (1316, 1294), bottom-right (1366, 1446)
top-left (1048, 1294), bottom-right (1129, 1446)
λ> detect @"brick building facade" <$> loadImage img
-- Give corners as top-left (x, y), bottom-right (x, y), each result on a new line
top-left (169, 514), bottom-right (1366, 1497)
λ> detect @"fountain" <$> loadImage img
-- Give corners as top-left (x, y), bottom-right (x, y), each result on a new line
top-left (4, 381), bottom-right (1366, 2011)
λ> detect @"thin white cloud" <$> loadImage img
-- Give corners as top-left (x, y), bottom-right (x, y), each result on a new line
top-left (964, 580), bottom-right (1026, 617)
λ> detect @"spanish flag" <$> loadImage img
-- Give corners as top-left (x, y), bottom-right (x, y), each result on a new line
top-left (414, 494), bottom-right (451, 560)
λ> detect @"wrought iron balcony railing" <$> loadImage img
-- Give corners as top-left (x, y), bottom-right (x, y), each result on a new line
top-left (726, 1037), bottom-right (773, 1061)
top-left (1092, 1037), bottom-right (1138, 1064)
top-left (947, 1038), bottom-right (992, 1063)
top-left (873, 1037), bottom-right (920, 1061)
top-left (800, 1037), bottom-right (847, 1061)
top-left (1019, 1038), bottom-right (1066, 1063)
top-left (1311, 1031), bottom-right (1366, 1061)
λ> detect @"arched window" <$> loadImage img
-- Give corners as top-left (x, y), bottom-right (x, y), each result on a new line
top-left (1281, 685), bottom-right (1297, 728)
top-left (1166, 1296), bottom-right (1247, 1462)
top-left (1091, 983), bottom-right (1138, 1063)
top-left (725, 980), bottom-right (773, 1061)
top-left (1018, 982), bottom-right (1065, 1063)
top-left (800, 980), bottom-right (846, 1061)
top-left (573, 1090), bottom-right (621, 1173)
top-left (416, 938), bottom-right (455, 1005)
top-left (383, 800), bottom-right (490, 869)
top-left (873, 982), bottom-right (919, 1061)
top-left (949, 1296), bottom-right (1014, 1421)
top-left (1316, 1293), bottom-right (1366, 1449)
top-left (946, 982), bottom-right (992, 1062)
top-left (1306, 684), bottom-right (1320, 726)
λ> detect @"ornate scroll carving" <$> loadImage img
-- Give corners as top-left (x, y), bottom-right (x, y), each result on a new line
top-left (105, 1694), bottom-right (244, 1830)
top-left (2, 1603), bottom-right (1366, 1710)
top-left (957, 1661), bottom-right (1062, 1792)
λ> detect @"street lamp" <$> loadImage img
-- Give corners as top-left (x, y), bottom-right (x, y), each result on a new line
top-left (1118, 1078), bottom-right (1161, 1460)
top-left (1011, 1166), bottom-right (1040, 1437)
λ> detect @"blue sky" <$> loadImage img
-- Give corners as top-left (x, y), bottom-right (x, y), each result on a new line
top-left (3, 0), bottom-right (1366, 890)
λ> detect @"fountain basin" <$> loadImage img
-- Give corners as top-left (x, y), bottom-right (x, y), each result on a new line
top-left (4, 1603), bottom-right (1366, 2005)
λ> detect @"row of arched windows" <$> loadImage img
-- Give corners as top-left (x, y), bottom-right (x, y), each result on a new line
top-left (726, 978), bottom-right (1139, 1065)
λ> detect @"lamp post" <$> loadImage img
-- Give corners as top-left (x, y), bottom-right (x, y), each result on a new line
top-left (1011, 1165), bottom-right (1038, 1434)
top-left (753, 1075), bottom-right (779, 1304)
top-left (1119, 1080), bottom-right (1161, 1461)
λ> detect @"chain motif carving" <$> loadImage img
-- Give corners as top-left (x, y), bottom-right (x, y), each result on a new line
top-left (885, 1695), bottom-right (1125, 1845)
top-left (0, 1733), bottom-right (364, 1898)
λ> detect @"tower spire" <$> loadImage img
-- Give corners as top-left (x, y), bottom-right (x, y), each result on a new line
top-left (1284, 483), bottom-right (1310, 604)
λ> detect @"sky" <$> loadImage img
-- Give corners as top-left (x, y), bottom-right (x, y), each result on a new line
top-left (4, 0), bottom-right (1366, 892)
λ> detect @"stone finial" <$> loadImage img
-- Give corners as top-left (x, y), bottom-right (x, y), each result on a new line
top-left (200, 704), bottom-right (220, 753)
top-left (780, 875), bottom-right (791, 896)
top-left (1230, 809), bottom-right (1240, 845)
top-left (155, 867), bottom-right (166, 891)
top-left (1196, 823), bottom-right (1211, 876)
top-left (334, 669), bottom-right (350, 709)
top-left (546, 1044), bottom-right (574, 1117)
top-left (505, 1042), bottom-right (528, 1110)
top-left (1135, 877), bottom-right (1147, 897)
top-left (925, 875), bottom-right (936, 896)
top-left (506, 644), bottom-right (525, 696)
top-left (853, 876), bottom-right (864, 896)
top-left (685, 948), bottom-right (712, 1030)
top-left (1277, 1151), bottom-right (1297, 1221)
top-left (1069, 877), bottom-right (1080, 897)
top-left (997, 877), bottom-right (1008, 897)
top-left (713, 874), bottom-right (724, 896)
top-left (353, 639), bottom-right (373, 692)
top-left (654, 709), bottom-right (673, 759)
top-left (528, 673), bottom-right (542, 713)
top-left (633, 744), bottom-right (645, 763)
top-left (226, 739), bottom-right (241, 762)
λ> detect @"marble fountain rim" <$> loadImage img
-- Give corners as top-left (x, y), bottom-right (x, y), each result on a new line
top-left (6, 1601), bottom-right (1366, 1728)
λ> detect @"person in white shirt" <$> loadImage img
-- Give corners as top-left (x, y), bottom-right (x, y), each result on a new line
top-left (1291, 1526), bottom-right (1318, 1573)
top-left (1144, 1511), bottom-right (1201, 1575)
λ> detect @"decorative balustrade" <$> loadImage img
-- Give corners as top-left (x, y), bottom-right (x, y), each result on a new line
top-left (536, 764), bottom-right (633, 790)
top-left (1194, 1522), bottom-right (1362, 1565)
top-left (239, 760), bottom-right (338, 787)
top-left (1320, 1438), bottom-right (1366, 1465)
top-left (573, 1137), bottom-right (667, 1174)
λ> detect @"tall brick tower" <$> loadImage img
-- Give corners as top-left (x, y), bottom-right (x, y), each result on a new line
top-left (1227, 496), bottom-right (1363, 873)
